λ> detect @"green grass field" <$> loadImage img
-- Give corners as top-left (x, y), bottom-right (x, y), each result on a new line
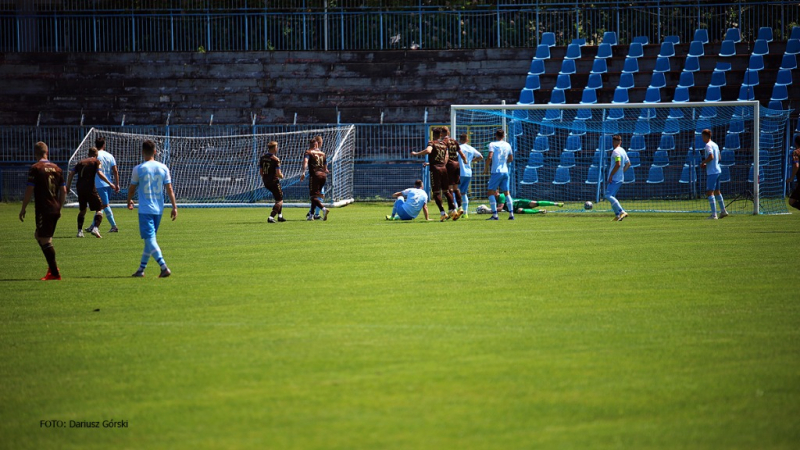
top-left (1, 202), bottom-right (799, 449)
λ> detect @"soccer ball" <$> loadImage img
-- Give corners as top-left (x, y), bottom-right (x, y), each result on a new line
top-left (584, 201), bottom-right (593, 210)
top-left (476, 205), bottom-right (490, 214)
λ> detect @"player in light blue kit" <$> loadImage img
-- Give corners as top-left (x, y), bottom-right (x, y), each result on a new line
top-left (458, 132), bottom-right (484, 217)
top-left (699, 129), bottom-right (728, 220)
top-left (127, 140), bottom-right (178, 278)
top-left (94, 137), bottom-right (121, 232)
top-left (482, 129), bottom-right (515, 220)
top-left (386, 179), bottom-right (430, 221)
top-left (606, 135), bottom-right (631, 221)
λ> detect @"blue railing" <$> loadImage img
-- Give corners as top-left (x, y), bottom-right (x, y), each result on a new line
top-left (1, 2), bottom-right (797, 52)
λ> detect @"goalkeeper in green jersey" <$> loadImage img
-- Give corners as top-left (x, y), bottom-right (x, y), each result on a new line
top-left (488, 194), bottom-right (563, 214)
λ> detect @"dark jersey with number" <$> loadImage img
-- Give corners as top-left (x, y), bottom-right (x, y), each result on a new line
top-left (27, 159), bottom-right (65, 215)
top-left (306, 150), bottom-right (327, 175)
top-left (444, 137), bottom-right (461, 160)
top-left (428, 139), bottom-right (448, 168)
top-left (73, 157), bottom-right (102, 192)
top-left (259, 153), bottom-right (281, 183)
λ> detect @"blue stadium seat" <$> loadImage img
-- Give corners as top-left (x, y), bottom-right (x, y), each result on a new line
top-left (544, 109), bottom-right (562, 122)
top-left (715, 61), bottom-right (732, 71)
top-left (556, 73), bottom-right (571, 90)
top-left (580, 88), bottom-right (598, 104)
top-left (723, 133), bottom-right (740, 151)
top-left (628, 43), bottom-right (644, 59)
top-left (571, 38), bottom-right (587, 47)
top-left (665, 35), bottom-right (680, 45)
top-left (748, 165), bottom-right (765, 183)
top-left (565, 134), bottom-right (583, 152)
top-left (705, 85), bottom-right (722, 102)
top-left (658, 134), bottom-right (675, 151)
top-left (618, 72), bottom-right (635, 89)
top-left (526, 151), bottom-right (544, 168)
top-left (559, 151), bottom-right (576, 168)
top-left (775, 69), bottom-right (793, 86)
top-left (576, 109), bottom-right (592, 120)
top-left (607, 109), bottom-right (625, 120)
top-left (597, 134), bottom-right (614, 152)
top-left (757, 26), bottom-right (773, 42)
top-left (647, 166), bottom-right (665, 183)
top-left (780, 54), bottom-right (797, 70)
top-left (725, 28), bottom-right (741, 43)
top-left (533, 136), bottom-right (550, 152)
top-left (690, 134), bottom-right (705, 150)
top-left (668, 107), bottom-right (685, 119)
top-left (694, 29), bottom-right (709, 44)
top-left (612, 87), bottom-right (629, 103)
top-left (720, 149), bottom-right (736, 166)
top-left (634, 118), bottom-right (651, 135)
top-left (630, 135), bottom-right (646, 152)
top-left (653, 57), bottom-right (671, 73)
top-left (664, 118), bottom-right (680, 134)
top-left (549, 89), bottom-right (566, 104)
top-left (752, 39), bottom-right (769, 56)
top-left (518, 89), bottom-right (535, 104)
top-left (639, 108), bottom-right (656, 120)
top-left (603, 120), bottom-right (619, 135)
top-left (684, 56), bottom-right (700, 72)
top-left (650, 71), bottom-right (666, 89)
top-left (679, 165), bottom-right (697, 184)
top-left (560, 59), bottom-right (576, 75)
top-left (528, 59), bottom-right (545, 75)
top-left (628, 151), bottom-right (642, 167)
top-left (742, 69), bottom-right (759, 86)
top-left (688, 41), bottom-right (704, 58)
top-left (603, 31), bottom-right (618, 46)
top-left (541, 32), bottom-right (556, 47)
top-left (749, 54), bottom-right (764, 71)
top-left (685, 150), bottom-right (702, 166)
top-left (570, 121), bottom-right (587, 136)
top-left (552, 167), bottom-right (571, 184)
top-left (597, 43), bottom-right (613, 59)
top-left (700, 106), bottom-right (717, 119)
top-left (678, 71), bottom-right (695, 88)
top-left (538, 123), bottom-right (555, 136)
top-left (525, 74), bottom-right (541, 90)
top-left (644, 87), bottom-right (661, 103)
top-left (591, 58), bottom-right (608, 74)
top-left (738, 85), bottom-right (755, 101)
top-left (672, 86), bottom-right (690, 103)
top-left (591, 150), bottom-right (603, 167)
top-left (729, 119), bottom-right (745, 134)
top-left (535, 44), bottom-right (551, 59)
top-left (624, 166), bottom-right (636, 184)
top-left (695, 120), bottom-right (711, 135)
top-left (719, 40), bottom-right (736, 57)
top-left (792, 26), bottom-right (800, 40)
top-left (587, 73), bottom-right (603, 89)
top-left (772, 84), bottom-right (789, 101)
top-left (768, 100), bottom-right (783, 111)
top-left (733, 105), bottom-right (753, 118)
top-left (520, 167), bottom-right (539, 185)
top-left (709, 70), bottom-right (726, 87)
top-left (786, 39), bottom-right (800, 56)
top-left (658, 42), bottom-right (675, 58)
top-left (565, 43), bottom-right (581, 59)
top-left (585, 166), bottom-right (601, 184)
top-left (622, 57), bottom-right (639, 74)
top-left (632, 36), bottom-right (649, 45)
top-left (720, 166), bottom-right (731, 183)
top-left (653, 151), bottom-right (670, 167)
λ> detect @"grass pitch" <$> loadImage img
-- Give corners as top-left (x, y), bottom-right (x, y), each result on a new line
top-left (1, 203), bottom-right (799, 449)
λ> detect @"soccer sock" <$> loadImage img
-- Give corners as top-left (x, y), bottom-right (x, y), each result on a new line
top-left (391, 204), bottom-right (398, 218)
top-left (39, 242), bottom-right (58, 275)
top-left (505, 194), bottom-right (514, 217)
top-left (607, 195), bottom-right (621, 215)
top-left (433, 192), bottom-right (444, 212)
top-left (77, 214), bottom-right (85, 231)
top-left (315, 197), bottom-right (324, 215)
top-left (445, 191), bottom-right (455, 211)
top-left (103, 206), bottom-right (117, 228)
top-left (270, 206), bottom-right (278, 218)
top-left (144, 237), bottom-right (167, 270)
top-left (489, 195), bottom-right (497, 215)
top-left (93, 213), bottom-right (103, 229)
top-left (453, 189), bottom-right (463, 210)
top-left (708, 195), bottom-right (717, 216)
top-left (462, 193), bottom-right (469, 214)
top-left (537, 201), bottom-right (557, 206)
top-left (716, 194), bottom-right (726, 212)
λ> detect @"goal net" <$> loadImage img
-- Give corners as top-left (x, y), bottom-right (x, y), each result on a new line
top-left (67, 125), bottom-right (356, 207)
top-left (452, 102), bottom-right (792, 215)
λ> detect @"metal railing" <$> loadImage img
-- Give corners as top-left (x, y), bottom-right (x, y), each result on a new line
top-left (1, 2), bottom-right (797, 52)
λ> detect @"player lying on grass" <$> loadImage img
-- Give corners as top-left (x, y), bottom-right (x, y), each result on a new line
top-left (386, 179), bottom-right (430, 221)
top-left (477, 194), bottom-right (563, 215)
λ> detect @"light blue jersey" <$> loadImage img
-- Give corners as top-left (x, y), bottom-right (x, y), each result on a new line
top-left (459, 144), bottom-right (481, 177)
top-left (488, 141), bottom-right (512, 173)
top-left (131, 160), bottom-right (172, 215)
top-left (401, 188), bottom-right (429, 218)
top-left (95, 150), bottom-right (117, 188)
top-left (608, 147), bottom-right (630, 183)
top-left (704, 140), bottom-right (721, 175)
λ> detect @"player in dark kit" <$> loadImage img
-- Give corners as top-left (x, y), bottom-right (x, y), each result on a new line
top-left (300, 138), bottom-right (330, 221)
top-left (260, 140), bottom-right (286, 223)
top-left (788, 135), bottom-right (800, 211)
top-left (66, 147), bottom-right (118, 238)
top-left (412, 126), bottom-right (456, 221)
top-left (19, 142), bottom-right (66, 280)
top-left (441, 126), bottom-right (466, 219)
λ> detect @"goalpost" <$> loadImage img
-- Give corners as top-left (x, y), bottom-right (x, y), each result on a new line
top-left (452, 101), bottom-right (792, 215)
top-left (67, 125), bottom-right (356, 208)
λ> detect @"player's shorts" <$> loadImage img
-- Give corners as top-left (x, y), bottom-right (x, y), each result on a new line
top-left (487, 172), bottom-right (510, 192)
top-left (790, 184), bottom-right (800, 203)
top-left (446, 160), bottom-right (460, 186)
top-left (77, 188), bottom-right (103, 211)
top-left (138, 213), bottom-right (162, 239)
top-left (429, 165), bottom-right (450, 193)
top-left (706, 173), bottom-right (721, 192)
top-left (97, 186), bottom-right (112, 206)
top-left (459, 176), bottom-right (471, 194)
top-left (393, 198), bottom-right (415, 220)
top-left (605, 181), bottom-right (623, 199)
top-left (309, 173), bottom-right (327, 198)
top-left (35, 211), bottom-right (61, 239)
top-left (263, 179), bottom-right (283, 202)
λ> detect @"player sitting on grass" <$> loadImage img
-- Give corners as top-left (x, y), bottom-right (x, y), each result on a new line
top-left (67, 146), bottom-right (118, 238)
top-left (386, 179), bottom-right (430, 221)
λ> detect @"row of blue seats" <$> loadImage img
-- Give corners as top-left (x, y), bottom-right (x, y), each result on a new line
top-left (520, 164), bottom-right (761, 186)
top-left (525, 118), bottom-right (750, 137)
top-left (524, 148), bottom-right (770, 170)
